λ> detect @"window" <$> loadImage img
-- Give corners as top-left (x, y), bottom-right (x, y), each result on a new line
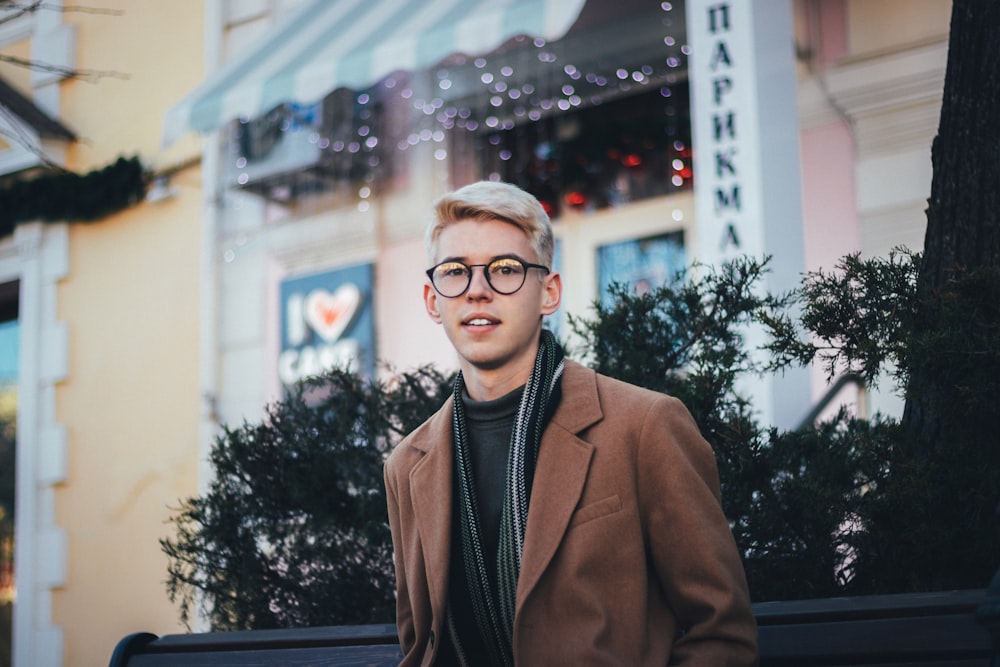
top-left (597, 232), bottom-right (685, 305)
top-left (437, 0), bottom-right (691, 217)
top-left (478, 85), bottom-right (691, 218)
top-left (0, 280), bottom-right (17, 667)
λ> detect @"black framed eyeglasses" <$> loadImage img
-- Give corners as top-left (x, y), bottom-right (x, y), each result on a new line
top-left (426, 257), bottom-right (550, 298)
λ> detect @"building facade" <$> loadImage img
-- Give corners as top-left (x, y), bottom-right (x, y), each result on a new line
top-left (0, 0), bottom-right (951, 664)
top-left (0, 2), bottom-right (204, 665)
top-left (183, 0), bottom-right (947, 439)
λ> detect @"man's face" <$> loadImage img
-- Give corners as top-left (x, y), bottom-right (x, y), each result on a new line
top-left (424, 218), bottom-right (561, 391)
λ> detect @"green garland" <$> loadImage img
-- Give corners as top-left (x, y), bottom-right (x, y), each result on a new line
top-left (0, 156), bottom-right (148, 236)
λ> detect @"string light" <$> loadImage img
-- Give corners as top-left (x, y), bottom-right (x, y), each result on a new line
top-left (229, 3), bottom-right (692, 212)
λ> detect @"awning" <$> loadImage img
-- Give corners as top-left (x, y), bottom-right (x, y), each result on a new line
top-left (163, 0), bottom-right (587, 146)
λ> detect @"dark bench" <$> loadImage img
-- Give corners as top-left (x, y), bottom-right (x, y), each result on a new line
top-left (110, 589), bottom-right (995, 666)
top-left (754, 588), bottom-right (993, 666)
top-left (109, 623), bottom-right (403, 667)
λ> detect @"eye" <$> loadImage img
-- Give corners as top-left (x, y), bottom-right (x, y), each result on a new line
top-left (489, 258), bottom-right (524, 276)
top-left (436, 262), bottom-right (469, 278)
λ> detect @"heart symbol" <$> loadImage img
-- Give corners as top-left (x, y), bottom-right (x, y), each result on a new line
top-left (305, 284), bottom-right (362, 343)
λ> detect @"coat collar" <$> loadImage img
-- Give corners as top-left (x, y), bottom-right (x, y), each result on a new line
top-left (518, 359), bottom-right (602, 609)
top-left (404, 360), bottom-right (603, 455)
top-left (550, 359), bottom-right (604, 434)
top-left (406, 360), bottom-right (605, 622)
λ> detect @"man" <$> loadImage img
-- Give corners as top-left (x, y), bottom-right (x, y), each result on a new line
top-left (384, 181), bottom-right (758, 665)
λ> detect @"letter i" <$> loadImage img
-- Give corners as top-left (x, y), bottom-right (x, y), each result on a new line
top-left (287, 293), bottom-right (306, 346)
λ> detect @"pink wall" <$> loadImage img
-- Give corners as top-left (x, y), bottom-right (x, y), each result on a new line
top-left (799, 120), bottom-right (863, 412)
top-left (800, 122), bottom-right (861, 273)
top-left (376, 236), bottom-right (459, 376)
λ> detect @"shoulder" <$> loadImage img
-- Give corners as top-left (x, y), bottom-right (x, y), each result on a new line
top-left (567, 364), bottom-right (721, 490)
top-left (595, 370), bottom-right (673, 406)
top-left (557, 360), bottom-right (697, 444)
top-left (385, 396), bottom-right (453, 475)
top-left (563, 359), bottom-right (683, 414)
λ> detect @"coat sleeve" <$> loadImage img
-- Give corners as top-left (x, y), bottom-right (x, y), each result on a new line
top-left (639, 395), bottom-right (759, 666)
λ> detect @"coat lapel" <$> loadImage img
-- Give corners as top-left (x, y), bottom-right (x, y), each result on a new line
top-left (409, 398), bottom-right (455, 627)
top-left (516, 361), bottom-right (603, 610)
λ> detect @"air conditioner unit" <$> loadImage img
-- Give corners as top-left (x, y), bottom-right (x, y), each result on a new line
top-left (225, 101), bottom-right (328, 201)
top-left (225, 87), bottom-right (399, 202)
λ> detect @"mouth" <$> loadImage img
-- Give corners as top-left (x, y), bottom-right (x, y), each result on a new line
top-left (463, 316), bottom-right (500, 327)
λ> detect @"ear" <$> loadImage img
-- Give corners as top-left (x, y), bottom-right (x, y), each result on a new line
top-left (424, 282), bottom-right (442, 323)
top-left (540, 271), bottom-right (562, 316)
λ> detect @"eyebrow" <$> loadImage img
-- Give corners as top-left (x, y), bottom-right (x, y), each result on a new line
top-left (437, 253), bottom-right (528, 265)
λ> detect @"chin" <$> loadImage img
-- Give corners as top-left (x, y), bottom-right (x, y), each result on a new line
top-left (458, 346), bottom-right (513, 372)
top-left (464, 354), bottom-right (507, 372)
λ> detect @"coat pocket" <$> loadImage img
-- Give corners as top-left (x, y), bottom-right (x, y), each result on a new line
top-left (568, 494), bottom-right (622, 528)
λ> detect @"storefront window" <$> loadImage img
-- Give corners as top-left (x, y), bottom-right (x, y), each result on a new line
top-left (597, 231), bottom-right (686, 306)
top-left (478, 85), bottom-right (691, 218)
top-left (435, 1), bottom-right (692, 218)
top-left (0, 312), bottom-right (17, 667)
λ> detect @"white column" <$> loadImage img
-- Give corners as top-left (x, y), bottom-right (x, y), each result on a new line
top-left (687, 0), bottom-right (810, 429)
top-left (12, 222), bottom-right (69, 667)
top-left (192, 0), bottom-right (227, 634)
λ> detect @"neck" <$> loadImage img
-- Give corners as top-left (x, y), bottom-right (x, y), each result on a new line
top-left (461, 365), bottom-right (531, 402)
top-left (461, 341), bottom-right (542, 401)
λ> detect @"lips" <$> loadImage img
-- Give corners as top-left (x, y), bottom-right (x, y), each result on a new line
top-left (463, 314), bottom-right (500, 327)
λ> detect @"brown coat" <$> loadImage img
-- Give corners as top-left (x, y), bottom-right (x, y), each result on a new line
top-left (384, 360), bottom-right (758, 665)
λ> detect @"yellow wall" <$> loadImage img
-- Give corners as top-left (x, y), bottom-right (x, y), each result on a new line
top-left (60, 1), bottom-right (202, 173)
top-left (0, 36), bottom-right (33, 96)
top-left (45, 2), bottom-right (204, 665)
top-left (0, 36), bottom-right (33, 156)
top-left (54, 171), bottom-right (202, 667)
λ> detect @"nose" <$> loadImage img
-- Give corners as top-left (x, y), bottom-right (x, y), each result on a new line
top-left (465, 265), bottom-right (494, 299)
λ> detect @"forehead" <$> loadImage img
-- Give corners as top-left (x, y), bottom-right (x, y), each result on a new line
top-left (434, 218), bottom-right (533, 261)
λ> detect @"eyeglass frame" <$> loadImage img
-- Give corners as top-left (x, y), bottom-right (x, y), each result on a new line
top-left (425, 256), bottom-right (551, 298)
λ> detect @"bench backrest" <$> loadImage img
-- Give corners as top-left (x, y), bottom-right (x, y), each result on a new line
top-left (109, 624), bottom-right (402, 667)
top-left (754, 589), bottom-right (992, 666)
top-left (110, 590), bottom-right (995, 667)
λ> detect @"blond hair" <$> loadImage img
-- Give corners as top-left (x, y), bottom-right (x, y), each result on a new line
top-left (426, 181), bottom-right (554, 267)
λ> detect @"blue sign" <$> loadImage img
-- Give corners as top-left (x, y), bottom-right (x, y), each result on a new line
top-left (278, 263), bottom-right (375, 385)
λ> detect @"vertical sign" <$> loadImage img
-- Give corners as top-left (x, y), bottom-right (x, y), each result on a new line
top-left (687, 0), bottom-right (809, 428)
top-left (279, 263), bottom-right (375, 386)
top-left (689, 0), bottom-right (763, 262)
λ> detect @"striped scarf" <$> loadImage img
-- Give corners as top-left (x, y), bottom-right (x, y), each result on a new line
top-left (448, 330), bottom-right (564, 667)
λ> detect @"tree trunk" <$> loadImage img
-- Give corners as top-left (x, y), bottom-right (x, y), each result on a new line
top-left (921, 0), bottom-right (1000, 289)
top-left (919, 0), bottom-right (1000, 285)
top-left (903, 0), bottom-right (1000, 448)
